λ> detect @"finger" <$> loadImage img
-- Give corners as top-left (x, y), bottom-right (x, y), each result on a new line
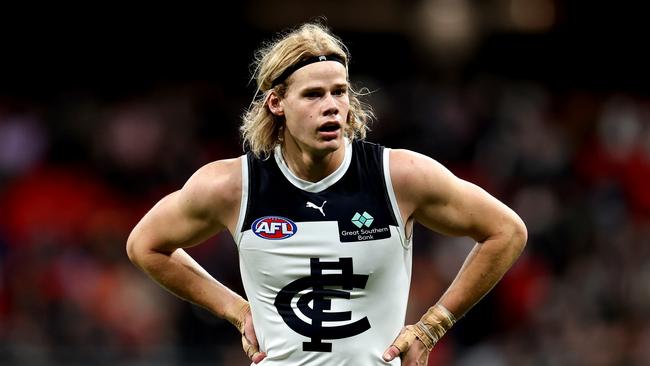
top-left (242, 335), bottom-right (259, 358)
top-left (382, 345), bottom-right (401, 361)
top-left (403, 351), bottom-right (428, 366)
top-left (401, 340), bottom-right (430, 366)
top-left (391, 327), bottom-right (418, 356)
top-left (244, 322), bottom-right (259, 348)
top-left (241, 310), bottom-right (267, 363)
top-left (419, 351), bottom-right (429, 365)
top-left (242, 334), bottom-right (267, 363)
top-left (252, 351), bottom-right (266, 364)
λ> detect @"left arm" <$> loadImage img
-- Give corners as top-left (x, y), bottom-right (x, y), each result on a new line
top-left (383, 149), bottom-right (527, 364)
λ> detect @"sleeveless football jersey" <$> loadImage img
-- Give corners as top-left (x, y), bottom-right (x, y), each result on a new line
top-left (234, 139), bottom-right (413, 365)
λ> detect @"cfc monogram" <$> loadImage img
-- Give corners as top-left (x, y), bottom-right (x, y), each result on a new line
top-left (274, 258), bottom-right (371, 352)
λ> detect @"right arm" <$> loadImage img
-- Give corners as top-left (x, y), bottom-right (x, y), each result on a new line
top-left (126, 158), bottom-right (265, 363)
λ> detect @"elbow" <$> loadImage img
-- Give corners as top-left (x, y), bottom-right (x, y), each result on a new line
top-left (126, 230), bottom-right (171, 270)
top-left (126, 231), bottom-right (145, 267)
top-left (509, 215), bottom-right (528, 256)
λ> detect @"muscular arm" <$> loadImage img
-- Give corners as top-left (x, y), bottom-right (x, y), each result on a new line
top-left (384, 149), bottom-right (527, 364)
top-left (126, 158), bottom-right (247, 328)
top-left (392, 148), bottom-right (527, 317)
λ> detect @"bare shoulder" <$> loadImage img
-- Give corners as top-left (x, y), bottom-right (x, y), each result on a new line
top-left (179, 156), bottom-right (243, 226)
top-left (388, 148), bottom-right (525, 239)
top-left (387, 148), bottom-right (469, 230)
top-left (388, 148), bottom-right (457, 202)
top-left (186, 157), bottom-right (243, 193)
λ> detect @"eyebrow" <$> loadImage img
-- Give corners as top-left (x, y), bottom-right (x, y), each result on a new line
top-left (300, 83), bottom-right (348, 92)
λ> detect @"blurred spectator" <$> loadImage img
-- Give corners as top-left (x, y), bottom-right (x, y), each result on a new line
top-left (0, 114), bottom-right (47, 179)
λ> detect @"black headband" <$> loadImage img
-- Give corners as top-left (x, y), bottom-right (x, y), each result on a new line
top-left (270, 54), bottom-right (346, 88)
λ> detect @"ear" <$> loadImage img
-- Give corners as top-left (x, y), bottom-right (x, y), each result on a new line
top-left (267, 92), bottom-right (284, 116)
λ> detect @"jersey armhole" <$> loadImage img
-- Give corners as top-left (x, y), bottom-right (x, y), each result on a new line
top-left (233, 154), bottom-right (249, 247)
top-left (383, 148), bottom-right (413, 248)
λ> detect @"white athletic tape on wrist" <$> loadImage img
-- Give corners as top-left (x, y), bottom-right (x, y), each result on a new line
top-left (391, 304), bottom-right (457, 354)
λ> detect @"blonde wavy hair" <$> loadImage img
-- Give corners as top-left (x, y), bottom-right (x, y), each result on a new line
top-left (241, 22), bottom-right (373, 157)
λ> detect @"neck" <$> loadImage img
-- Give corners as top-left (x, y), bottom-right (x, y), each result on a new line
top-left (280, 140), bottom-right (345, 183)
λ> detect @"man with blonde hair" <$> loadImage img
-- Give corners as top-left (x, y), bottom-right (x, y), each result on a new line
top-left (127, 21), bottom-right (527, 365)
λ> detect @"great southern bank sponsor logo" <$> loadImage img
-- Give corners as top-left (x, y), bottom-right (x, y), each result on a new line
top-left (252, 216), bottom-right (297, 240)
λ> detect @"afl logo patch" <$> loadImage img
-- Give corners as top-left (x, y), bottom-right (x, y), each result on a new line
top-left (252, 216), bottom-right (297, 240)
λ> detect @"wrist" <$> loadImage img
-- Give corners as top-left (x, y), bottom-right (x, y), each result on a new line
top-left (414, 304), bottom-right (456, 350)
top-left (223, 297), bottom-right (250, 334)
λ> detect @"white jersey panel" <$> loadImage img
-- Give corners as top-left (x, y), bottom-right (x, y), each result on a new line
top-left (239, 222), bottom-right (411, 365)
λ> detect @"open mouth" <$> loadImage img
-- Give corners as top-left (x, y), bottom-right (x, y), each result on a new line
top-left (318, 122), bottom-right (341, 132)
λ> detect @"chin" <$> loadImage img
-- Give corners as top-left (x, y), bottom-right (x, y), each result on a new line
top-left (321, 137), bottom-right (343, 148)
top-left (312, 138), bottom-right (342, 156)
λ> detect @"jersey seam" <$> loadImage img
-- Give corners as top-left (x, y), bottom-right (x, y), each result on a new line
top-left (234, 154), bottom-right (251, 247)
top-left (382, 147), bottom-right (409, 248)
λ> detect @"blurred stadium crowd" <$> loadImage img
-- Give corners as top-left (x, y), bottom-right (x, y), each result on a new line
top-left (1, 1), bottom-right (649, 365)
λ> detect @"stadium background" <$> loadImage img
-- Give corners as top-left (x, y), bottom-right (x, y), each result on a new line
top-left (1, 1), bottom-right (649, 365)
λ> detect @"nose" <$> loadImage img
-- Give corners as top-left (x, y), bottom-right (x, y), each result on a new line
top-left (322, 93), bottom-right (339, 116)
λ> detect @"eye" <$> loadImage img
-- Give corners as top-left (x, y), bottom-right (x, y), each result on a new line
top-left (332, 87), bottom-right (347, 96)
top-left (304, 91), bottom-right (322, 99)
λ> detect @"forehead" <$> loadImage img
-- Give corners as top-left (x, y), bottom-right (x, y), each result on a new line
top-left (287, 61), bottom-right (348, 89)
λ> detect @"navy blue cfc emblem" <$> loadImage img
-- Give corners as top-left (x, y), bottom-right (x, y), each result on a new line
top-left (252, 216), bottom-right (297, 240)
top-left (274, 258), bottom-right (371, 352)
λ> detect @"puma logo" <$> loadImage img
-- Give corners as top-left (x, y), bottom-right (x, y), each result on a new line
top-left (306, 201), bottom-right (327, 217)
